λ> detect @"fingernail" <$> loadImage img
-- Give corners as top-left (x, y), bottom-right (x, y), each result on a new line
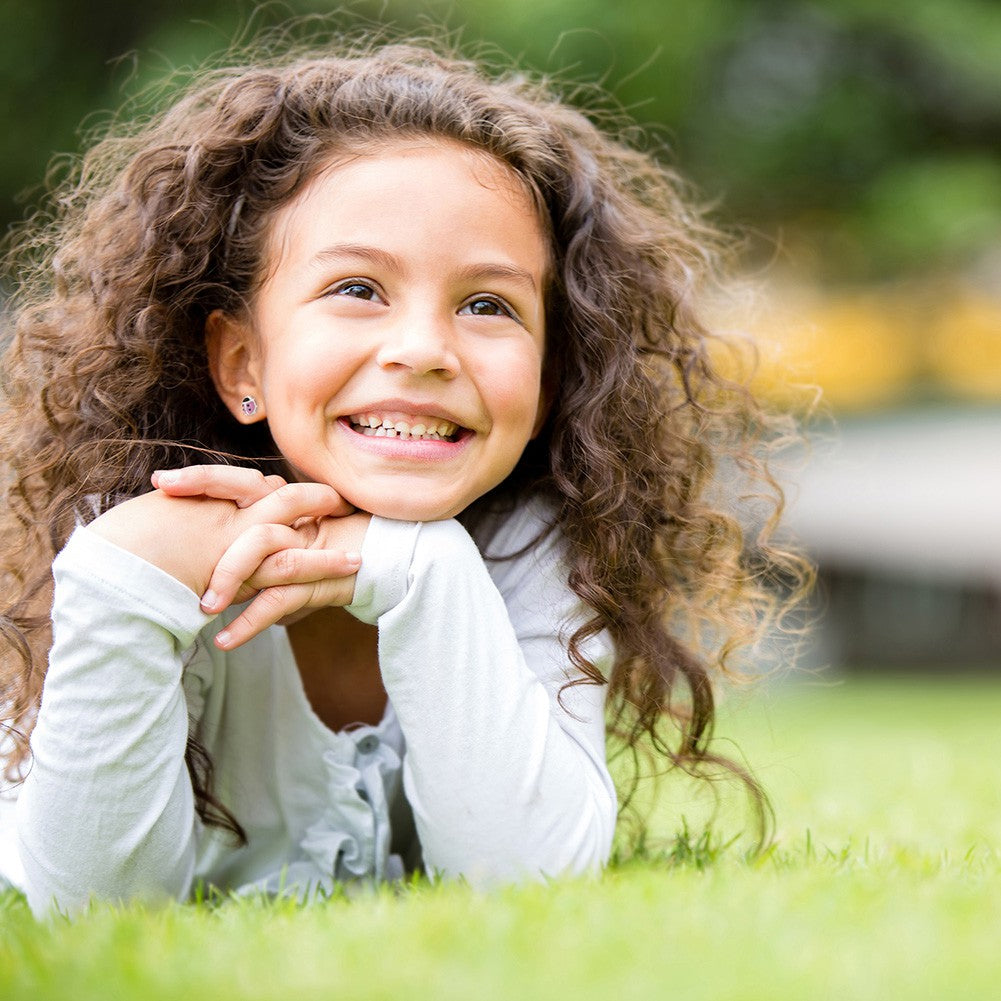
top-left (157, 470), bottom-right (179, 486)
top-left (201, 590), bottom-right (219, 611)
top-left (215, 629), bottom-right (231, 648)
top-left (345, 551), bottom-right (362, 564)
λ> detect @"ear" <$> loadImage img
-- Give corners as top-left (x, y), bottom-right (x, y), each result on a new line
top-left (205, 309), bottom-right (266, 423)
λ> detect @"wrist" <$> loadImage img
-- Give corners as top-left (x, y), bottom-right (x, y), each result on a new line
top-left (88, 491), bottom-right (236, 594)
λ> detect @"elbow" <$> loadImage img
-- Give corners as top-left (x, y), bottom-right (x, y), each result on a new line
top-left (18, 824), bottom-right (195, 917)
top-left (541, 786), bottom-right (616, 880)
top-left (423, 783), bottom-right (616, 889)
top-left (22, 859), bottom-right (194, 918)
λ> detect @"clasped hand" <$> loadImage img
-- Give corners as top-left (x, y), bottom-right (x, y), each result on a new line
top-left (89, 465), bottom-right (370, 650)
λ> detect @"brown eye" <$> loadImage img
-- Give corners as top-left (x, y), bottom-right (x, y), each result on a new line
top-left (335, 282), bottom-right (377, 300)
top-left (461, 297), bottom-right (513, 318)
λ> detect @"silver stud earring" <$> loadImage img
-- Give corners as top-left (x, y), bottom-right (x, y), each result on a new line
top-left (240, 396), bottom-right (259, 417)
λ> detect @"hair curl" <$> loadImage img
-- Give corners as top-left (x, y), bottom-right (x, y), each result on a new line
top-left (1, 33), bottom-right (810, 847)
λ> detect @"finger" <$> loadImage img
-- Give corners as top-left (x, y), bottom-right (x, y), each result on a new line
top-left (214, 578), bottom-right (358, 650)
top-left (199, 523), bottom-right (305, 612)
top-left (236, 480), bottom-right (354, 525)
top-left (205, 544), bottom-right (361, 612)
top-left (243, 547), bottom-right (362, 591)
top-left (223, 547), bottom-right (362, 608)
top-left (152, 465), bottom-right (288, 508)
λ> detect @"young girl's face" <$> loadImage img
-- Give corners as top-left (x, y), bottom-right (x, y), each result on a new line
top-left (213, 140), bottom-right (549, 522)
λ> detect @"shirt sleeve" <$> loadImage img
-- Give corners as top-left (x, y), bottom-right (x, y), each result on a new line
top-left (347, 509), bottom-right (617, 886)
top-left (16, 527), bottom-right (214, 915)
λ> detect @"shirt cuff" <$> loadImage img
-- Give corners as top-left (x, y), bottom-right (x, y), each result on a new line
top-left (346, 517), bottom-right (422, 624)
top-left (54, 526), bottom-right (215, 649)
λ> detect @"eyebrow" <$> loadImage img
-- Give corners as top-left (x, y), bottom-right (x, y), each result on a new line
top-left (309, 244), bottom-right (399, 274)
top-left (454, 263), bottom-right (539, 295)
top-left (308, 244), bottom-right (539, 295)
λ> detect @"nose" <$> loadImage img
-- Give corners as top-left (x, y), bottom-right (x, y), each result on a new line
top-left (375, 311), bottom-right (460, 378)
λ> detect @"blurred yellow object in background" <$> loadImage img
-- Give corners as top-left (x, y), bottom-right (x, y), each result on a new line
top-left (717, 289), bottom-right (919, 413)
top-left (927, 290), bottom-right (1001, 400)
top-left (717, 283), bottom-right (1001, 413)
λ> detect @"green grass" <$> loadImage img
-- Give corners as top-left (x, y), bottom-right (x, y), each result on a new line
top-left (3, 676), bottom-right (1000, 1000)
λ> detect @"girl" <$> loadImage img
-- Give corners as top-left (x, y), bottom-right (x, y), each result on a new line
top-left (0, 36), bottom-right (804, 913)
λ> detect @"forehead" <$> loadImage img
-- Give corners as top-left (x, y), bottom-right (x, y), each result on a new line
top-left (260, 138), bottom-right (550, 276)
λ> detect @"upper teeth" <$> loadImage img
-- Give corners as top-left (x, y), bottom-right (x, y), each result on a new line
top-left (349, 414), bottom-right (459, 440)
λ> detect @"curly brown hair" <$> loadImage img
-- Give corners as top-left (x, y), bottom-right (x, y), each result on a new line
top-left (1, 34), bottom-right (810, 847)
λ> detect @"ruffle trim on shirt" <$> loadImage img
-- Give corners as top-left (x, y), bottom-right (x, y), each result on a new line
top-left (237, 727), bottom-right (405, 901)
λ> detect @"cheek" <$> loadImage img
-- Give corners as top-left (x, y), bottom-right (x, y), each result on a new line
top-left (260, 341), bottom-right (352, 410)
top-left (484, 349), bottom-right (546, 429)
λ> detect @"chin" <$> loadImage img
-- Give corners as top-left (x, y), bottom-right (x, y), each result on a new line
top-left (370, 505), bottom-right (459, 522)
top-left (343, 489), bottom-right (465, 523)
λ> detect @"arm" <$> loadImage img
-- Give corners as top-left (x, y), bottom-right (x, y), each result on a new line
top-left (89, 475), bottom-right (351, 597)
top-left (347, 510), bottom-right (616, 885)
top-left (17, 474), bottom-right (357, 914)
top-left (16, 528), bottom-right (214, 914)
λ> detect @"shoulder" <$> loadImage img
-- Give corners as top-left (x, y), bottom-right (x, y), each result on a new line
top-left (467, 495), bottom-right (570, 604)
top-left (469, 494), bottom-right (559, 561)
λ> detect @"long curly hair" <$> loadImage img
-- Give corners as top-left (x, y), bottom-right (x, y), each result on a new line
top-left (1, 33), bottom-right (810, 845)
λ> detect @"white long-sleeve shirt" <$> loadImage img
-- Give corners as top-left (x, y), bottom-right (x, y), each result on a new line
top-left (11, 500), bottom-right (616, 914)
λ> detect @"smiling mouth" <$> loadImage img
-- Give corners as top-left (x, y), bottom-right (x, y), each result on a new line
top-left (347, 413), bottom-right (463, 442)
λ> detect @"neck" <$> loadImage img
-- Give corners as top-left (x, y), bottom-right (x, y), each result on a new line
top-left (287, 606), bottom-right (385, 732)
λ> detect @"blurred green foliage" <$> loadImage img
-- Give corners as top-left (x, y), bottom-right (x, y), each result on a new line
top-left (0, 0), bottom-right (998, 284)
